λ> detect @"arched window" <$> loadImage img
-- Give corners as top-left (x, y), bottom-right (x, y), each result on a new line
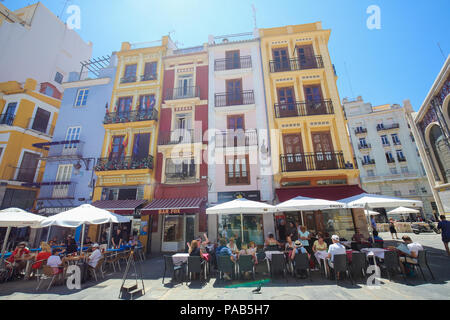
top-left (429, 124), bottom-right (450, 183)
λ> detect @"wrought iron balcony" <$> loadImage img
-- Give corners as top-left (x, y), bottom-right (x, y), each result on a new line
top-left (280, 152), bottom-right (346, 172)
top-left (274, 99), bottom-right (334, 118)
top-left (382, 142), bottom-right (391, 147)
top-left (377, 123), bottom-right (400, 131)
top-left (47, 140), bottom-right (84, 158)
top-left (94, 155), bottom-right (154, 171)
top-left (362, 159), bottom-right (376, 165)
top-left (215, 129), bottom-right (257, 148)
top-left (398, 156), bottom-right (407, 162)
top-left (214, 56), bottom-right (252, 71)
top-left (0, 114), bottom-right (15, 126)
top-left (103, 109), bottom-right (158, 124)
top-left (37, 182), bottom-right (77, 200)
top-left (386, 158), bottom-right (396, 164)
top-left (215, 90), bottom-right (255, 107)
top-left (158, 129), bottom-right (202, 145)
top-left (120, 75), bottom-right (137, 84)
top-left (358, 143), bottom-right (372, 150)
top-left (165, 86), bottom-right (200, 100)
top-left (141, 73), bottom-right (157, 81)
top-left (269, 56), bottom-right (324, 73)
top-left (354, 128), bottom-right (367, 135)
top-left (393, 141), bottom-right (402, 146)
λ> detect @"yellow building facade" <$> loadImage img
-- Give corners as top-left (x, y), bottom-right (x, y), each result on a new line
top-left (0, 78), bottom-right (60, 210)
top-left (91, 37), bottom-right (173, 250)
top-left (259, 23), bottom-right (365, 239)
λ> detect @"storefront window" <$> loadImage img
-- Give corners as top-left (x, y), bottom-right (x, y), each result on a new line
top-left (163, 216), bottom-right (183, 242)
top-left (218, 214), bottom-right (264, 247)
top-left (243, 215), bottom-right (264, 245)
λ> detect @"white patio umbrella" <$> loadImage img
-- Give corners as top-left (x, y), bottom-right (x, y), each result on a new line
top-left (40, 204), bottom-right (130, 255)
top-left (339, 193), bottom-right (423, 242)
top-left (206, 198), bottom-right (276, 215)
top-left (276, 196), bottom-right (345, 211)
top-left (0, 208), bottom-right (45, 263)
top-left (365, 210), bottom-right (380, 216)
top-left (387, 206), bottom-right (420, 221)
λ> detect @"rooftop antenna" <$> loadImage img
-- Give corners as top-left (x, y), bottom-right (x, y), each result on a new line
top-left (251, 4), bottom-right (257, 29)
top-left (58, 0), bottom-right (71, 19)
top-left (437, 42), bottom-right (446, 61)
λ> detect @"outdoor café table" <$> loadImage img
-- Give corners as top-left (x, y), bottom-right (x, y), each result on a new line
top-left (360, 248), bottom-right (388, 267)
top-left (314, 251), bottom-right (329, 278)
top-left (172, 253), bottom-right (189, 266)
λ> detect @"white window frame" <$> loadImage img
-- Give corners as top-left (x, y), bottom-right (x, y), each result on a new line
top-left (74, 88), bottom-right (90, 107)
top-left (14, 148), bottom-right (42, 183)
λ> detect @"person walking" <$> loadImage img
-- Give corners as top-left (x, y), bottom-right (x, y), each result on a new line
top-left (389, 219), bottom-right (399, 240)
top-left (437, 215), bottom-right (450, 256)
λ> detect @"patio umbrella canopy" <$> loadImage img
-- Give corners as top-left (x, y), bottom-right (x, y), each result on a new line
top-left (387, 206), bottom-right (420, 215)
top-left (206, 198), bottom-right (276, 215)
top-left (276, 196), bottom-right (345, 211)
top-left (365, 210), bottom-right (380, 216)
top-left (40, 204), bottom-right (130, 228)
top-left (0, 207), bottom-right (45, 228)
top-left (339, 193), bottom-right (423, 209)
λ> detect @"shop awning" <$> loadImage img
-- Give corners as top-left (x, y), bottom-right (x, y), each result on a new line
top-left (276, 185), bottom-right (366, 203)
top-left (141, 197), bottom-right (205, 214)
top-left (91, 200), bottom-right (147, 215)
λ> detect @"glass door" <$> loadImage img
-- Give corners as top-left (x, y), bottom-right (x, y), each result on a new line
top-left (53, 164), bottom-right (73, 198)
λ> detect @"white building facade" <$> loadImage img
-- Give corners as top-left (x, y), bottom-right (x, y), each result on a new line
top-left (207, 31), bottom-right (274, 244)
top-left (343, 97), bottom-right (435, 220)
top-left (0, 2), bottom-right (92, 94)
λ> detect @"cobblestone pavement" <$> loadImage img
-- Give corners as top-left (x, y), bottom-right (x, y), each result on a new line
top-left (1, 232), bottom-right (449, 300)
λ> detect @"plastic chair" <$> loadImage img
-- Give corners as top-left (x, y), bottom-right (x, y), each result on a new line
top-left (105, 252), bottom-right (121, 272)
top-left (187, 256), bottom-right (205, 283)
top-left (237, 255), bottom-right (255, 280)
top-left (36, 265), bottom-right (62, 291)
top-left (217, 255), bottom-right (235, 280)
top-left (293, 253), bottom-right (312, 281)
top-left (350, 252), bottom-right (367, 279)
top-left (332, 254), bottom-right (353, 284)
top-left (410, 250), bottom-right (435, 281)
top-left (88, 257), bottom-right (105, 281)
top-left (270, 253), bottom-right (287, 281)
top-left (383, 251), bottom-right (406, 282)
top-left (162, 255), bottom-right (183, 284)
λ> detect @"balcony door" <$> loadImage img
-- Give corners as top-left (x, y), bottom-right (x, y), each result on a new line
top-left (225, 50), bottom-right (240, 70)
top-left (272, 47), bottom-right (290, 71)
top-left (117, 97), bottom-right (132, 114)
top-left (226, 79), bottom-right (243, 106)
top-left (311, 132), bottom-right (336, 170)
top-left (177, 74), bottom-right (193, 98)
top-left (277, 87), bottom-right (296, 117)
top-left (304, 85), bottom-right (325, 115)
top-left (1, 102), bottom-right (16, 125)
top-left (109, 135), bottom-right (125, 160)
top-left (17, 151), bottom-right (40, 183)
top-left (53, 164), bottom-right (73, 198)
top-left (132, 133), bottom-right (150, 161)
top-left (174, 113), bottom-right (192, 143)
top-left (297, 45), bottom-right (316, 68)
top-left (63, 126), bottom-right (81, 155)
top-left (32, 108), bottom-right (50, 133)
top-left (283, 133), bottom-right (305, 171)
top-left (227, 114), bottom-right (245, 147)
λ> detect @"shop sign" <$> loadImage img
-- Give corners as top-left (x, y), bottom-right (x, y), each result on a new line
top-left (218, 191), bottom-right (261, 203)
top-left (158, 209), bottom-right (181, 214)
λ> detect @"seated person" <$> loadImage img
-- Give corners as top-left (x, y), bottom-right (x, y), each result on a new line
top-left (227, 237), bottom-right (239, 254)
top-left (247, 241), bottom-right (258, 264)
top-left (368, 230), bottom-right (384, 245)
top-left (6, 242), bottom-right (31, 276)
top-left (312, 235), bottom-right (328, 269)
top-left (239, 243), bottom-right (249, 256)
top-left (216, 238), bottom-right (236, 280)
top-left (285, 236), bottom-right (296, 260)
top-left (265, 233), bottom-right (281, 249)
top-left (47, 248), bottom-right (66, 275)
top-left (128, 236), bottom-right (138, 247)
top-left (87, 243), bottom-right (103, 269)
top-left (32, 242), bottom-right (52, 271)
top-left (65, 238), bottom-right (78, 255)
top-left (84, 237), bottom-right (93, 245)
top-left (352, 229), bottom-right (365, 243)
top-left (326, 235), bottom-right (346, 278)
top-left (188, 240), bottom-right (201, 256)
top-left (397, 236), bottom-right (423, 276)
top-left (291, 240), bottom-right (308, 278)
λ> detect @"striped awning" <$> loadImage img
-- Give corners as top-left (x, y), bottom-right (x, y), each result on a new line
top-left (141, 197), bottom-right (205, 214)
top-left (91, 199), bottom-right (147, 215)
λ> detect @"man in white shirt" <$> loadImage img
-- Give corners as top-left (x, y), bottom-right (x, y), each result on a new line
top-left (398, 236), bottom-right (423, 275)
top-left (46, 249), bottom-right (65, 277)
top-left (88, 243), bottom-right (102, 268)
top-left (326, 235), bottom-right (346, 273)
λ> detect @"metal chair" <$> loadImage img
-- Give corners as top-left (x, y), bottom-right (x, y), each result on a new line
top-left (293, 253), bottom-right (312, 281)
top-left (350, 252), bottom-right (367, 279)
top-left (332, 254), bottom-right (353, 284)
top-left (217, 255), bottom-right (235, 280)
top-left (105, 252), bottom-right (121, 272)
top-left (270, 253), bottom-right (287, 281)
top-left (187, 256), bottom-right (205, 283)
top-left (237, 255), bottom-right (255, 280)
top-left (36, 265), bottom-right (62, 291)
top-left (162, 255), bottom-right (183, 284)
top-left (383, 250), bottom-right (406, 282)
top-left (88, 257), bottom-right (105, 281)
top-left (410, 250), bottom-right (435, 281)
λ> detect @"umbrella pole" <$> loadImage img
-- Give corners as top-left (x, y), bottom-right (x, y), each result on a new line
top-left (107, 222), bottom-right (112, 248)
top-left (365, 203), bottom-right (375, 243)
top-left (80, 224), bottom-right (85, 256)
top-left (46, 226), bottom-right (51, 243)
top-left (1, 226), bottom-right (11, 266)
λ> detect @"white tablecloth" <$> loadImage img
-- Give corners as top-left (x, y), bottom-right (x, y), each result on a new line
top-left (314, 250), bottom-right (328, 262)
top-left (172, 253), bottom-right (189, 265)
top-left (341, 241), bottom-right (352, 248)
top-left (361, 248), bottom-right (388, 259)
top-left (264, 251), bottom-right (283, 261)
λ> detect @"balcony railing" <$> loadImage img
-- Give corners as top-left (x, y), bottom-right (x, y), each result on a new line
top-left (165, 86), bottom-right (200, 100)
top-left (165, 172), bottom-right (197, 184)
top-left (377, 123), bottom-right (400, 131)
top-left (0, 114), bottom-right (15, 126)
top-left (94, 155), bottom-right (154, 171)
top-left (280, 152), bottom-right (346, 172)
top-left (398, 157), bottom-right (407, 162)
top-left (386, 158), bottom-right (395, 163)
top-left (354, 128), bottom-right (367, 135)
top-left (358, 143), bottom-right (371, 150)
top-left (362, 159), bottom-right (376, 165)
top-left (37, 182), bottom-right (77, 200)
top-left (214, 56), bottom-right (252, 71)
top-left (382, 142), bottom-right (391, 147)
top-left (4, 165), bottom-right (37, 183)
top-left (274, 99), bottom-right (334, 118)
top-left (140, 73), bottom-right (157, 81)
top-left (158, 129), bottom-right (202, 145)
top-left (103, 109), bottom-right (158, 124)
top-left (393, 141), bottom-right (402, 146)
top-left (120, 75), bottom-right (137, 84)
top-left (215, 90), bottom-right (255, 107)
top-left (269, 56), bottom-right (324, 73)
top-left (47, 140), bottom-right (84, 158)
top-left (215, 129), bottom-right (258, 148)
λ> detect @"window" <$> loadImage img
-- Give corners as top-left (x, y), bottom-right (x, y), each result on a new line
top-left (386, 152), bottom-right (394, 163)
top-left (65, 126), bottom-right (81, 142)
top-left (218, 214), bottom-right (264, 246)
top-left (53, 164), bottom-right (73, 198)
top-left (381, 135), bottom-right (389, 145)
top-left (143, 62), bottom-right (157, 80)
top-left (421, 187), bottom-right (427, 194)
top-left (401, 166), bottom-right (409, 173)
top-left (75, 89), bottom-right (89, 106)
top-left (132, 133), bottom-right (150, 160)
top-left (17, 151), bottom-right (40, 183)
top-left (367, 169), bottom-right (375, 177)
top-left (225, 50), bottom-right (241, 70)
top-left (394, 190), bottom-right (401, 196)
top-left (109, 135), bottom-right (125, 159)
top-left (363, 155), bottom-right (371, 164)
top-left (359, 138), bottom-right (367, 147)
top-left (226, 155), bottom-right (250, 185)
top-left (124, 64), bottom-right (137, 78)
top-left (1, 102), bottom-right (17, 125)
top-left (44, 86), bottom-right (54, 97)
top-left (165, 158), bottom-right (196, 183)
top-left (390, 167), bottom-right (398, 175)
top-left (177, 74), bottom-right (194, 98)
top-left (409, 189), bottom-right (417, 195)
top-left (392, 134), bottom-right (401, 145)
top-left (32, 108), bottom-right (51, 133)
top-left (54, 72), bottom-right (64, 84)
top-left (138, 95), bottom-right (155, 110)
top-left (117, 97), bottom-right (133, 113)
top-left (397, 150), bottom-right (405, 161)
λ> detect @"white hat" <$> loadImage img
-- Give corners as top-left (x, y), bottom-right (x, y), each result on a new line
top-left (92, 243), bottom-right (99, 248)
top-left (331, 235), bottom-right (340, 241)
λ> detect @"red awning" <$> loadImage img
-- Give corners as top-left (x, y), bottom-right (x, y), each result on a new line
top-left (91, 199), bottom-right (147, 215)
top-left (141, 197), bottom-right (205, 214)
top-left (276, 185), bottom-right (366, 202)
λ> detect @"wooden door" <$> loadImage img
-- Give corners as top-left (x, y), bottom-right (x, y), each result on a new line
top-left (225, 50), bottom-right (240, 70)
top-left (272, 47), bottom-right (290, 71)
top-left (297, 45), bottom-right (316, 68)
top-left (304, 85), bottom-right (325, 115)
top-left (226, 79), bottom-right (243, 106)
top-left (227, 114), bottom-right (245, 147)
top-left (311, 132), bottom-right (337, 170)
top-left (277, 87), bottom-right (296, 117)
top-left (282, 133), bottom-right (305, 171)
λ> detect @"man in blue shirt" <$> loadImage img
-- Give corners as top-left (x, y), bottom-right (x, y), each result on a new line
top-left (438, 215), bottom-right (450, 256)
top-left (216, 238), bottom-right (235, 280)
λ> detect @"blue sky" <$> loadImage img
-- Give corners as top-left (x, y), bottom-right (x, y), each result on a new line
top-left (4, 0), bottom-right (450, 111)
